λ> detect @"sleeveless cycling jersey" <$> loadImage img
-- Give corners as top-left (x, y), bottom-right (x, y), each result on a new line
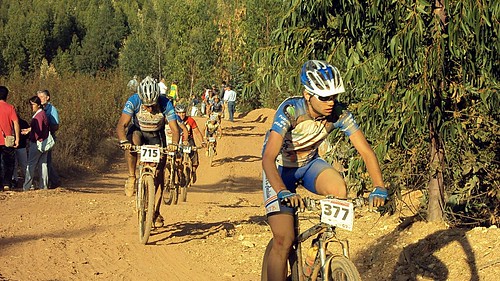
top-left (205, 121), bottom-right (220, 136)
top-left (122, 94), bottom-right (176, 132)
top-left (263, 97), bottom-right (359, 168)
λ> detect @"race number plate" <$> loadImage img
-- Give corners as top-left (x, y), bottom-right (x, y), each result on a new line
top-left (183, 146), bottom-right (192, 153)
top-left (140, 145), bottom-right (161, 163)
top-left (208, 137), bottom-right (216, 143)
top-left (320, 199), bottom-right (354, 231)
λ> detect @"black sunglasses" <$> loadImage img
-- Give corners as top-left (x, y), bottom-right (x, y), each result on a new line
top-left (314, 94), bottom-right (337, 102)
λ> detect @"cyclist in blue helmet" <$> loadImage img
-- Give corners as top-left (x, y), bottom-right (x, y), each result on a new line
top-left (262, 60), bottom-right (388, 281)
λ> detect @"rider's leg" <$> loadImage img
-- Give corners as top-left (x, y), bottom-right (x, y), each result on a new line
top-left (124, 131), bottom-right (143, 197)
top-left (314, 167), bottom-right (347, 197)
top-left (191, 150), bottom-right (199, 183)
top-left (267, 213), bottom-right (295, 281)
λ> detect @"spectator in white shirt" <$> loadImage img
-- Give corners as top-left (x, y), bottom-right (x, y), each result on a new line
top-left (223, 85), bottom-right (237, 122)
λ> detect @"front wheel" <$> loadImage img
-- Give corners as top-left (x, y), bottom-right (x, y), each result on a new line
top-left (323, 255), bottom-right (361, 281)
top-left (163, 163), bottom-right (175, 205)
top-left (137, 175), bottom-right (156, 244)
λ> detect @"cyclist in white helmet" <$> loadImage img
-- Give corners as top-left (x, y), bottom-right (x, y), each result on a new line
top-left (116, 76), bottom-right (180, 226)
top-left (262, 60), bottom-right (388, 281)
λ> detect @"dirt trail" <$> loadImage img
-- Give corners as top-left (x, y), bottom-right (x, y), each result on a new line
top-left (1, 109), bottom-right (498, 281)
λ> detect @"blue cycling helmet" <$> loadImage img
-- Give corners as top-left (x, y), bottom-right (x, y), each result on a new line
top-left (300, 60), bottom-right (345, 97)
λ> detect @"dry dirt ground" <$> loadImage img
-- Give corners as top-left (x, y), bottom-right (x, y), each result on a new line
top-left (1, 109), bottom-right (499, 281)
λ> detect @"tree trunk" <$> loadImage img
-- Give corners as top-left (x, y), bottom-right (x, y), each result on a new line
top-left (427, 124), bottom-right (445, 221)
top-left (427, 0), bottom-right (447, 222)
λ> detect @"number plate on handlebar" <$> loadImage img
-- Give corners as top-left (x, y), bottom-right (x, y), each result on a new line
top-left (182, 146), bottom-right (192, 153)
top-left (320, 199), bottom-right (354, 231)
top-left (140, 145), bottom-right (161, 163)
top-left (208, 137), bottom-right (216, 143)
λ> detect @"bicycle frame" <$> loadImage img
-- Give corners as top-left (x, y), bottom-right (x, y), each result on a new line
top-left (262, 197), bottom-right (362, 281)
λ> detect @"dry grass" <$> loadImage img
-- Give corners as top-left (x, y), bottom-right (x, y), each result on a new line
top-left (1, 71), bottom-right (130, 177)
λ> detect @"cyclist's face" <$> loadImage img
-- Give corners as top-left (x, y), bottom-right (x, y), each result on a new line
top-left (178, 112), bottom-right (186, 119)
top-left (142, 104), bottom-right (156, 112)
top-left (306, 91), bottom-right (336, 117)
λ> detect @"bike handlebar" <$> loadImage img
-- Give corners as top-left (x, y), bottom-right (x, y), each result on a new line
top-left (282, 196), bottom-right (368, 211)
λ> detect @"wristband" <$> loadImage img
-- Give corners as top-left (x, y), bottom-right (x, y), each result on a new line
top-left (369, 186), bottom-right (388, 200)
top-left (277, 189), bottom-right (294, 201)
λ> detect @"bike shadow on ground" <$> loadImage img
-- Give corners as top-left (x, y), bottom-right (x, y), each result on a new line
top-left (210, 154), bottom-right (261, 167)
top-left (190, 176), bottom-right (262, 193)
top-left (353, 216), bottom-right (479, 281)
top-left (148, 215), bottom-right (266, 245)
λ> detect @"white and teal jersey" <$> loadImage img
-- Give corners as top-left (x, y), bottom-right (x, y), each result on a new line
top-left (263, 97), bottom-right (359, 168)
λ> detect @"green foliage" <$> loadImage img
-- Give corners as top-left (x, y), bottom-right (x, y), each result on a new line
top-left (252, 0), bottom-right (499, 226)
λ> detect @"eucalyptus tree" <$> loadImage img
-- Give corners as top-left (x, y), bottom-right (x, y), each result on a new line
top-left (252, 0), bottom-right (499, 225)
top-left (162, 0), bottom-right (219, 97)
top-left (74, 0), bottom-right (128, 75)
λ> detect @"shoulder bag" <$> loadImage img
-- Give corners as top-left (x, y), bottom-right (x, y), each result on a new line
top-left (37, 131), bottom-right (55, 152)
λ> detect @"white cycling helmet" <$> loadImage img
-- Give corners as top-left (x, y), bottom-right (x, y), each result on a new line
top-left (175, 104), bottom-right (186, 113)
top-left (138, 76), bottom-right (160, 106)
top-left (300, 60), bottom-right (345, 97)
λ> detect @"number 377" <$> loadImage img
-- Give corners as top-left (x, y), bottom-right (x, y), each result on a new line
top-left (322, 204), bottom-right (350, 221)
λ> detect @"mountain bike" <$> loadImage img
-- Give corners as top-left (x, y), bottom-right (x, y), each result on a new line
top-left (207, 136), bottom-right (217, 167)
top-left (162, 145), bottom-right (181, 205)
top-left (261, 196), bottom-right (365, 281)
top-left (178, 145), bottom-right (199, 202)
top-left (130, 145), bottom-right (168, 245)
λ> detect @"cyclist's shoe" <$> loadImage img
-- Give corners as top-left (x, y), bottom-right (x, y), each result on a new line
top-left (154, 214), bottom-right (164, 228)
top-left (125, 176), bottom-right (136, 197)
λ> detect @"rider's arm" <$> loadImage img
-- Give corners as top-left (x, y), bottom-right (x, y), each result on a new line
top-left (217, 124), bottom-right (223, 137)
top-left (349, 130), bottom-right (384, 188)
top-left (167, 119), bottom-right (180, 145)
top-left (177, 120), bottom-right (189, 142)
top-left (116, 113), bottom-right (132, 142)
top-left (262, 131), bottom-right (287, 194)
top-left (349, 130), bottom-right (386, 207)
top-left (194, 127), bottom-right (205, 146)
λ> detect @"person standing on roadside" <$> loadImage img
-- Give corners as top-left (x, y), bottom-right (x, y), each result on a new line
top-left (22, 96), bottom-right (50, 191)
top-left (223, 84), bottom-right (237, 122)
top-left (158, 78), bottom-right (168, 97)
top-left (168, 79), bottom-right (179, 104)
top-left (12, 110), bottom-right (30, 188)
top-left (0, 86), bottom-right (20, 191)
top-left (37, 90), bottom-right (61, 188)
top-left (127, 75), bottom-right (139, 92)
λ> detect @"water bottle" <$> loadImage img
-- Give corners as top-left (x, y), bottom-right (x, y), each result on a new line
top-left (303, 244), bottom-right (318, 277)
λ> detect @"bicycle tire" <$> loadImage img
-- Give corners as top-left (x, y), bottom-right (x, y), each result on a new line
top-left (163, 162), bottom-right (175, 205)
top-left (323, 255), bottom-right (361, 281)
top-left (261, 239), bottom-right (272, 281)
top-left (138, 175), bottom-right (155, 245)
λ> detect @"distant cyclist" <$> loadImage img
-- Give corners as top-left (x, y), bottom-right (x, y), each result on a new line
top-left (207, 95), bottom-right (224, 123)
top-left (204, 114), bottom-right (222, 156)
top-left (175, 104), bottom-right (206, 183)
top-left (261, 60), bottom-right (388, 281)
top-left (116, 76), bottom-right (180, 226)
